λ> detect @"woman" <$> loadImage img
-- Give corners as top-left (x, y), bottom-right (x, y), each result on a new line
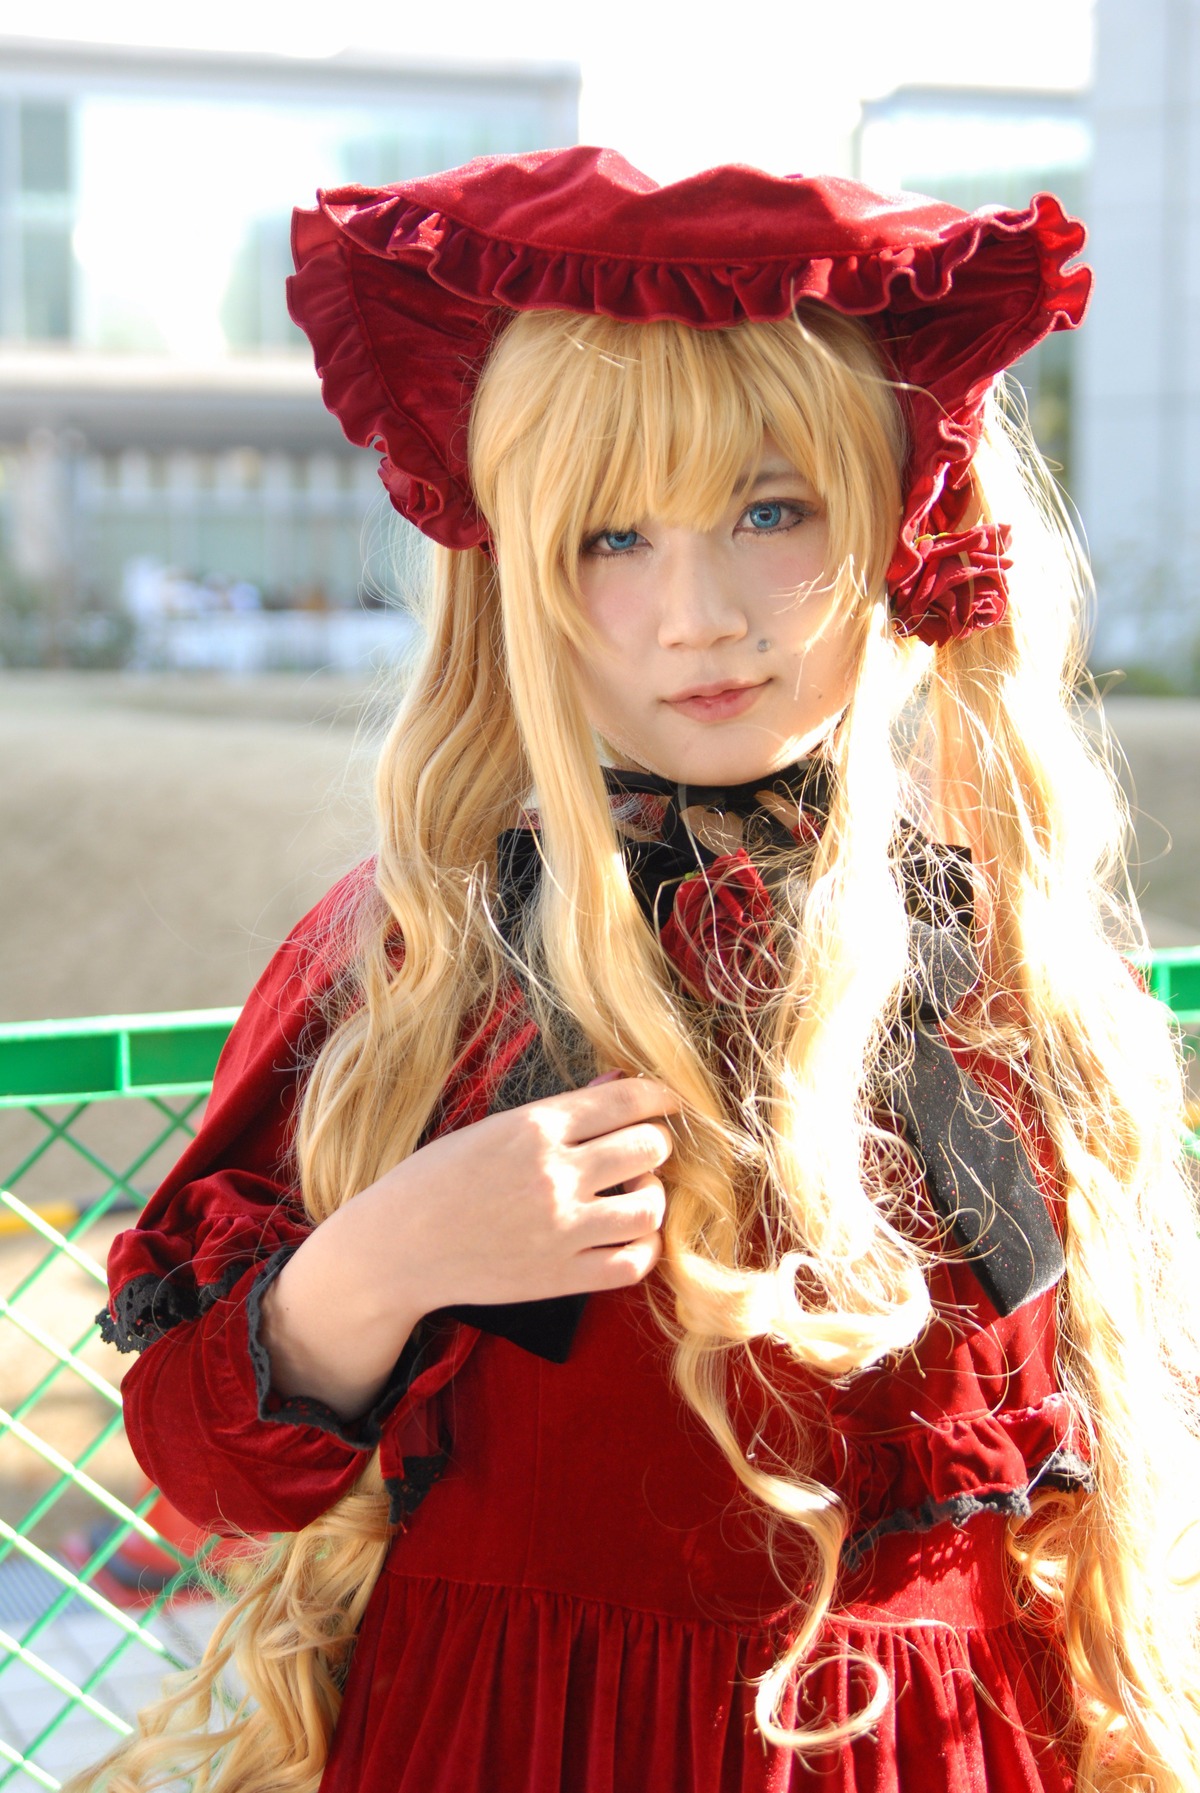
top-left (81, 148), bottom-right (1200, 1791)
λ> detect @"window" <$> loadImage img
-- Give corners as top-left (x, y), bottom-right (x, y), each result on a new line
top-left (19, 102), bottom-right (71, 195)
top-left (21, 223), bottom-right (72, 340)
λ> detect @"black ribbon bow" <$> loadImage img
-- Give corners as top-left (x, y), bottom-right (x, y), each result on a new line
top-left (440, 762), bottom-right (1063, 1361)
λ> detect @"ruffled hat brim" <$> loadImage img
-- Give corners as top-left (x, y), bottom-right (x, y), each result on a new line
top-left (287, 144), bottom-right (1090, 554)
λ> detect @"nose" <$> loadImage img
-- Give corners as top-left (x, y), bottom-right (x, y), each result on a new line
top-left (655, 536), bottom-right (747, 651)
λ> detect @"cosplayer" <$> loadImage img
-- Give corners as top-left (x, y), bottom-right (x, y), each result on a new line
top-left (73, 149), bottom-right (1200, 1791)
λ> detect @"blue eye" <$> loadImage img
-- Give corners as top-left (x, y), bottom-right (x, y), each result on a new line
top-left (745, 502), bottom-right (785, 531)
top-left (588, 528), bottom-right (642, 555)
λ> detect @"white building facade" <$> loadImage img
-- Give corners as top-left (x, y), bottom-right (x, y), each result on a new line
top-left (0, 38), bottom-right (578, 668)
top-left (1077, 0), bottom-right (1200, 676)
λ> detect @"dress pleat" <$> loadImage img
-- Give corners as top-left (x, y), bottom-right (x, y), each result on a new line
top-left (327, 1518), bottom-right (1074, 1793)
top-left (319, 1265), bottom-right (1082, 1792)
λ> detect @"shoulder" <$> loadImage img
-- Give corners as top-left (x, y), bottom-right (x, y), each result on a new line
top-left (101, 862), bottom-right (381, 1344)
top-left (213, 859), bottom-right (377, 1089)
top-left (141, 861), bottom-right (378, 1211)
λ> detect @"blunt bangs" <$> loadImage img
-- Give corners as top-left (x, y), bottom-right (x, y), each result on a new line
top-left (469, 308), bottom-right (907, 648)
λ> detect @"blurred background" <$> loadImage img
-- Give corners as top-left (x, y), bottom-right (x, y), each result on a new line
top-left (0, 0), bottom-right (1197, 1026)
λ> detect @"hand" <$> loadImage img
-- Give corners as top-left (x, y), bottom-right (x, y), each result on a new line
top-left (260, 1077), bottom-right (679, 1417)
top-left (370, 1074), bottom-right (679, 1312)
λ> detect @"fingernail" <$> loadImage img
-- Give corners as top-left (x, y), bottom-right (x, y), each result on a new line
top-left (587, 1070), bottom-right (623, 1086)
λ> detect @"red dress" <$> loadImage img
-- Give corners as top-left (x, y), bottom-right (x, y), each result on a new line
top-left (104, 870), bottom-right (1086, 1792)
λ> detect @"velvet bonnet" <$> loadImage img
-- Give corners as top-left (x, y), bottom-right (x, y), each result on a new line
top-left (286, 145), bottom-right (1091, 646)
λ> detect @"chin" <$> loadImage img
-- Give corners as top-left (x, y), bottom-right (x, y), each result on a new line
top-left (606, 716), bottom-right (838, 788)
top-left (644, 748), bottom-right (797, 788)
top-left (670, 736), bottom-right (833, 788)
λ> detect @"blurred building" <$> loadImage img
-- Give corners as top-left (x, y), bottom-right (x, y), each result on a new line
top-left (0, 37), bottom-right (578, 668)
top-left (854, 84), bottom-right (1090, 495)
top-left (859, 37), bottom-right (1200, 690)
top-left (1077, 0), bottom-right (1200, 680)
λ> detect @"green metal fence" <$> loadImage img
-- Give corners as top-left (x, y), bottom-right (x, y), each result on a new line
top-left (0, 1010), bottom-right (237, 1789)
top-left (0, 961), bottom-right (1198, 1788)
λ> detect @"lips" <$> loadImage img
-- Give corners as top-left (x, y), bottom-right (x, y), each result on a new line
top-left (664, 681), bottom-right (768, 722)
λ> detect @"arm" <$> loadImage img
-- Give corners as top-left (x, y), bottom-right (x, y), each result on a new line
top-left (103, 876), bottom-right (398, 1534)
top-left (256, 1070), bottom-right (680, 1417)
top-left (107, 877), bottom-right (678, 1532)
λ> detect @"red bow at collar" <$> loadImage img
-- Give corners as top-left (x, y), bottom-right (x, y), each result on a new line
top-left (658, 850), bottom-right (778, 1005)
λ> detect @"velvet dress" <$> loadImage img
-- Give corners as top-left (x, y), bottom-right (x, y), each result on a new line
top-left (102, 775), bottom-right (1089, 1792)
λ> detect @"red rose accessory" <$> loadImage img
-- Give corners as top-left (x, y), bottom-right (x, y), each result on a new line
top-left (288, 146), bottom-right (1090, 647)
top-left (659, 851), bottom-right (779, 1006)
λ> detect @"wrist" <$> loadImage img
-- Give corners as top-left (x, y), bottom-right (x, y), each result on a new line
top-left (258, 1198), bottom-right (425, 1418)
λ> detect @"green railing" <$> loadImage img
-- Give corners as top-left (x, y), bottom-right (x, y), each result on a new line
top-left (0, 961), bottom-right (1198, 1789)
top-left (0, 1010), bottom-right (237, 1790)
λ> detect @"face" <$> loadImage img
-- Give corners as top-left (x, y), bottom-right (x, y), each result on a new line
top-left (572, 436), bottom-right (857, 787)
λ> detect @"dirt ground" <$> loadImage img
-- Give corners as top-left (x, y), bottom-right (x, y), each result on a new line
top-left (1, 676), bottom-right (1197, 1029)
top-left (0, 674), bottom-right (1197, 1555)
top-left (0, 671), bottom-right (387, 1023)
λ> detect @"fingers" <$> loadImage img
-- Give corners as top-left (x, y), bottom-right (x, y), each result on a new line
top-left (577, 1119), bottom-right (674, 1195)
top-left (585, 1230), bottom-right (663, 1291)
top-left (554, 1076), bottom-right (682, 1145)
top-left (576, 1174), bottom-right (666, 1249)
top-left (572, 1172), bottom-right (664, 1292)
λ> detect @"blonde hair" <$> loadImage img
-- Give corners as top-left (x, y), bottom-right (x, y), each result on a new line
top-left (75, 310), bottom-right (1200, 1790)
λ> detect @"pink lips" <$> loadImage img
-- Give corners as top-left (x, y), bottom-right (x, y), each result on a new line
top-left (664, 681), bottom-right (768, 722)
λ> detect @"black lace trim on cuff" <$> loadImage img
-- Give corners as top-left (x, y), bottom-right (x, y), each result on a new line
top-left (841, 1445), bottom-right (1096, 1570)
top-left (97, 1260), bottom-right (247, 1354)
top-left (245, 1247), bottom-right (434, 1450)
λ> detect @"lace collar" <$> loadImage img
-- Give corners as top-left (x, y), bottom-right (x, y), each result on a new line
top-left (601, 757), bottom-right (831, 862)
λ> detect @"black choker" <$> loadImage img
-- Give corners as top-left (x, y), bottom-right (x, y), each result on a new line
top-left (602, 759), bottom-right (831, 857)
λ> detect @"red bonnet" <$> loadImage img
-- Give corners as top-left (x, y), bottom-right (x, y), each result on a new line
top-left (287, 145), bottom-right (1090, 644)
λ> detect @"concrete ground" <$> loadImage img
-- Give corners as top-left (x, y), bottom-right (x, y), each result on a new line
top-left (0, 677), bottom-right (1196, 1031)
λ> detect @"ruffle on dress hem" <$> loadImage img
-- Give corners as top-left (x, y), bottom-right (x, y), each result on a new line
top-left (286, 152), bottom-right (1090, 552)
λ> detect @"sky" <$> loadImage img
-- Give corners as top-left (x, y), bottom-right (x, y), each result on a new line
top-left (10, 0), bottom-right (1096, 181)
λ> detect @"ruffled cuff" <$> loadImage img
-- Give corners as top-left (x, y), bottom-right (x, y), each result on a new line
top-left (118, 1250), bottom-right (476, 1535)
top-left (98, 1259), bottom-right (250, 1353)
top-left (839, 1393), bottom-right (1094, 1567)
top-left (245, 1245), bottom-right (437, 1449)
top-left (240, 1248), bottom-right (481, 1528)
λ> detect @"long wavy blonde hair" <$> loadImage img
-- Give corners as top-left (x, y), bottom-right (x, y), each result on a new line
top-left (75, 308), bottom-right (1200, 1791)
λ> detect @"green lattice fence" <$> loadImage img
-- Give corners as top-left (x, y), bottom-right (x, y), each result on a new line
top-left (0, 961), bottom-right (1198, 1789)
top-left (0, 1011), bottom-right (236, 1789)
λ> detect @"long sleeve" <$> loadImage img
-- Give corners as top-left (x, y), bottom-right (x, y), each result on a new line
top-left (101, 867), bottom-right (445, 1535)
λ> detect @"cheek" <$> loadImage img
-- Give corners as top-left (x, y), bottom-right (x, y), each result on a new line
top-left (779, 601), bottom-right (858, 706)
top-left (576, 578), bottom-right (645, 662)
top-left (570, 641), bottom-right (637, 743)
